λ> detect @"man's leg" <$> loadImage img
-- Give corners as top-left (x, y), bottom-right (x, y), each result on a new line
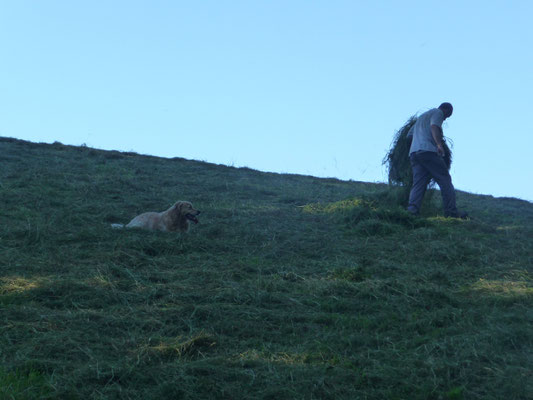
top-left (407, 153), bottom-right (431, 214)
top-left (417, 152), bottom-right (459, 217)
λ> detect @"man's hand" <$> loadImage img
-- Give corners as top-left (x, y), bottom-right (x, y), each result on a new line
top-left (436, 143), bottom-right (445, 157)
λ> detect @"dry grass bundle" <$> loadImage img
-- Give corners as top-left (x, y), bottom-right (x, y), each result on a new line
top-left (383, 116), bottom-right (417, 188)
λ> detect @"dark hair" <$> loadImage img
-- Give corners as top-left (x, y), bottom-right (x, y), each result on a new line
top-left (438, 102), bottom-right (453, 116)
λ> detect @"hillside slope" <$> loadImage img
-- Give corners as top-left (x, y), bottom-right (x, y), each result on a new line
top-left (1, 137), bottom-right (532, 399)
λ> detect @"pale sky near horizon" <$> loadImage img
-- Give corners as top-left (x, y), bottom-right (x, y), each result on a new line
top-left (1, 1), bottom-right (532, 201)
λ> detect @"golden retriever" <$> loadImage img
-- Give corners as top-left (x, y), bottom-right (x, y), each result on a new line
top-left (112, 201), bottom-right (200, 232)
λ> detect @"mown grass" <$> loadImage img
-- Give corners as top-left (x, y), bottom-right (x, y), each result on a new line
top-left (1, 137), bottom-right (532, 399)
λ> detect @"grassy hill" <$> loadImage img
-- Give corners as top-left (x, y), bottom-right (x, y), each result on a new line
top-left (1, 137), bottom-right (532, 400)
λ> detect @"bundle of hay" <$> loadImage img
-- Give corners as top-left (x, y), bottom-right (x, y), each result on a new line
top-left (383, 115), bottom-right (452, 205)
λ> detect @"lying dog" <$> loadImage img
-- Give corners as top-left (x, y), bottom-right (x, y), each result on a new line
top-left (111, 201), bottom-right (200, 232)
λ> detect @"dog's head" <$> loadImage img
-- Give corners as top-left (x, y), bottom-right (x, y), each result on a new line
top-left (174, 201), bottom-right (201, 224)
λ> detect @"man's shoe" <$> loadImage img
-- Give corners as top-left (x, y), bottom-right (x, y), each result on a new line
top-left (407, 207), bottom-right (419, 216)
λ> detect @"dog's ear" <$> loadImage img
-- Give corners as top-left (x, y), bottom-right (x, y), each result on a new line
top-left (170, 202), bottom-right (180, 214)
top-left (174, 201), bottom-right (188, 214)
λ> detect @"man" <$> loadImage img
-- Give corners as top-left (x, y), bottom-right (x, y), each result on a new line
top-left (406, 102), bottom-right (467, 218)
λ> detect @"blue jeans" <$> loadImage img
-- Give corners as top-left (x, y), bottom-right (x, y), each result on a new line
top-left (408, 151), bottom-right (458, 216)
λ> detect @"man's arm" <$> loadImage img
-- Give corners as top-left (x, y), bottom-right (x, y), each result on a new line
top-left (431, 124), bottom-right (445, 156)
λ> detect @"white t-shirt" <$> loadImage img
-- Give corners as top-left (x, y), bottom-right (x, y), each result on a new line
top-left (407, 108), bottom-right (444, 154)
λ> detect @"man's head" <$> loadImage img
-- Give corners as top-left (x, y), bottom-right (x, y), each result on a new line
top-left (438, 102), bottom-right (453, 119)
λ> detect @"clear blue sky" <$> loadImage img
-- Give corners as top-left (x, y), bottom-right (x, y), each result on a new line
top-left (1, 1), bottom-right (532, 201)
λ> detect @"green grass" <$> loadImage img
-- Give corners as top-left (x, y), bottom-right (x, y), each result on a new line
top-left (0, 368), bottom-right (52, 399)
top-left (1, 137), bottom-right (532, 399)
